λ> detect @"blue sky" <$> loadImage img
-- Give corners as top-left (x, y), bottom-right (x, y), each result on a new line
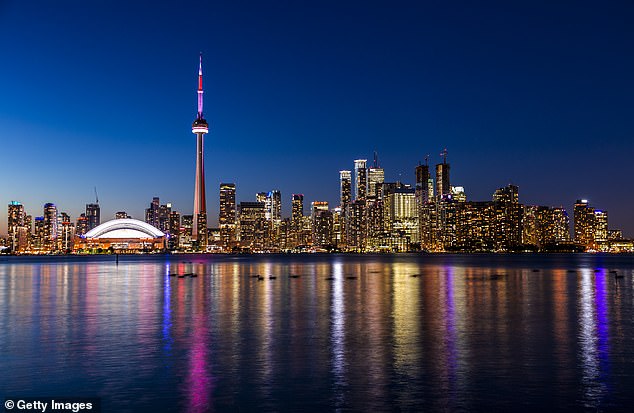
top-left (1, 1), bottom-right (633, 235)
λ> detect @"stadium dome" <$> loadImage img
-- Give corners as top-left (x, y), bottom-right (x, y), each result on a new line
top-left (84, 219), bottom-right (165, 239)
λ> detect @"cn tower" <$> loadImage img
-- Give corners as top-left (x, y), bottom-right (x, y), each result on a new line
top-left (191, 53), bottom-right (209, 248)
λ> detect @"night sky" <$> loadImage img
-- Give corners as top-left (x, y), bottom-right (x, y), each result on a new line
top-left (1, 1), bottom-right (633, 235)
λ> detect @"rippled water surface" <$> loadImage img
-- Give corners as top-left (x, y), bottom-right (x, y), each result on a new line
top-left (1, 253), bottom-right (634, 412)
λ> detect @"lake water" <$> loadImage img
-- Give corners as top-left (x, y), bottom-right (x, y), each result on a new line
top-left (1, 253), bottom-right (634, 412)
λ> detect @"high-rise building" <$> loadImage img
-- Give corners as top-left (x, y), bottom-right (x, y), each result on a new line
top-left (367, 164), bottom-right (385, 199)
top-left (594, 210), bottom-right (608, 246)
top-left (75, 213), bottom-right (89, 236)
top-left (238, 202), bottom-right (266, 251)
top-left (158, 203), bottom-right (172, 233)
top-left (339, 170), bottom-right (352, 211)
top-left (387, 187), bottom-right (419, 244)
top-left (415, 162), bottom-right (432, 206)
top-left (43, 203), bottom-right (58, 252)
top-left (191, 53), bottom-right (209, 248)
top-left (291, 194), bottom-right (304, 229)
top-left (354, 159), bottom-right (367, 200)
top-left (311, 202), bottom-right (332, 247)
top-left (219, 183), bottom-right (237, 249)
top-left (347, 200), bottom-right (366, 251)
top-left (34, 216), bottom-right (45, 251)
top-left (7, 201), bottom-right (28, 253)
top-left (145, 197), bottom-right (160, 228)
top-left (492, 184), bottom-right (522, 250)
top-left (59, 212), bottom-right (74, 252)
top-left (574, 199), bottom-right (595, 249)
top-left (435, 149), bottom-right (450, 199)
top-left (180, 215), bottom-right (193, 249)
top-left (168, 211), bottom-right (181, 250)
top-left (268, 190), bottom-right (282, 222)
top-left (86, 203), bottom-right (100, 231)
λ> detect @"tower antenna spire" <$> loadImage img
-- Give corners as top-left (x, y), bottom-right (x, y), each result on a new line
top-left (94, 187), bottom-right (99, 204)
top-left (197, 52), bottom-right (204, 119)
top-left (440, 148), bottom-right (448, 164)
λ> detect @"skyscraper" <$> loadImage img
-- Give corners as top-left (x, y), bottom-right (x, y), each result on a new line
top-left (192, 53), bottom-right (209, 248)
top-left (339, 170), bottom-right (352, 210)
top-left (7, 201), bottom-right (27, 253)
top-left (43, 203), bottom-right (58, 252)
top-left (219, 183), bottom-right (237, 249)
top-left (367, 153), bottom-right (384, 199)
top-left (145, 197), bottom-right (160, 228)
top-left (415, 162), bottom-right (432, 205)
top-left (354, 159), bottom-right (367, 200)
top-left (435, 149), bottom-right (450, 199)
top-left (86, 203), bottom-right (100, 231)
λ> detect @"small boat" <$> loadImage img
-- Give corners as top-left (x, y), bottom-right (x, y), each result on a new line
top-left (269, 276), bottom-right (277, 280)
top-left (290, 275), bottom-right (300, 279)
top-left (410, 274), bottom-right (421, 278)
top-left (257, 276), bottom-right (264, 281)
top-left (346, 276), bottom-right (357, 280)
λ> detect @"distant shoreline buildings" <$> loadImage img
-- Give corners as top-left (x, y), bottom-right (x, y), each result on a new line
top-left (2, 55), bottom-right (632, 255)
top-left (3, 151), bottom-right (632, 254)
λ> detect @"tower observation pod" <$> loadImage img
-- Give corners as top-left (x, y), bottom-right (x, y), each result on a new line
top-left (192, 53), bottom-right (209, 248)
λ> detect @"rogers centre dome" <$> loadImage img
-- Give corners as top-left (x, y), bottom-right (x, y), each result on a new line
top-left (75, 219), bottom-right (166, 252)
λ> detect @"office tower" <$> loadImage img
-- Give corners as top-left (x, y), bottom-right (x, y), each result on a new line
top-left (34, 217), bottom-right (45, 251)
top-left (292, 194), bottom-right (304, 228)
top-left (347, 200), bottom-right (366, 251)
top-left (158, 203), bottom-right (171, 233)
top-left (339, 170), bottom-right (352, 210)
top-left (311, 202), bottom-right (332, 247)
top-left (191, 53), bottom-right (209, 247)
top-left (181, 215), bottom-right (193, 248)
top-left (59, 212), bottom-right (74, 252)
top-left (523, 205), bottom-right (570, 249)
top-left (86, 203), bottom-right (100, 231)
top-left (435, 149), bottom-right (450, 199)
top-left (415, 162), bottom-right (432, 206)
top-left (367, 153), bottom-right (385, 199)
top-left (492, 184), bottom-right (522, 250)
top-left (43, 203), bottom-right (58, 251)
top-left (7, 201), bottom-right (28, 253)
top-left (594, 209), bottom-right (608, 246)
top-left (145, 197), bottom-right (161, 228)
top-left (387, 187), bottom-right (419, 244)
top-left (115, 211), bottom-right (129, 219)
top-left (168, 211), bottom-right (181, 250)
top-left (574, 199), bottom-right (596, 249)
top-left (268, 190), bottom-right (282, 222)
top-left (238, 202), bottom-right (266, 251)
top-left (75, 213), bottom-right (89, 236)
top-left (354, 159), bottom-right (367, 200)
top-left (219, 183), bottom-right (237, 249)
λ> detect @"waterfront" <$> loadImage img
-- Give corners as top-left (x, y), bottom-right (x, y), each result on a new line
top-left (1, 254), bottom-right (634, 412)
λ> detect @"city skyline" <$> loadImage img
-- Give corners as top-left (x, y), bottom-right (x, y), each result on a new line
top-left (1, 1), bottom-right (633, 235)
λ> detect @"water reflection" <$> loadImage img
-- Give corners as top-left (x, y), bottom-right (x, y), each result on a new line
top-left (0, 254), bottom-right (633, 411)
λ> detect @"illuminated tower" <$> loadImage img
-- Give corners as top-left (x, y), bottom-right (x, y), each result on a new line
top-left (435, 148), bottom-right (450, 199)
top-left (192, 53), bottom-right (209, 248)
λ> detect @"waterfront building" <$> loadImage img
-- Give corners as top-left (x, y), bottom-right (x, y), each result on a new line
top-left (86, 203), bottom-right (100, 231)
top-left (311, 202), bottom-right (333, 248)
top-left (75, 214), bottom-right (89, 236)
top-left (75, 219), bottom-right (166, 252)
top-left (219, 183), bottom-right (237, 250)
top-left (435, 149), bottom-right (450, 199)
top-left (33, 217), bottom-right (45, 251)
top-left (291, 194), bottom-right (304, 246)
top-left (238, 202), bottom-right (266, 251)
top-left (59, 212), bottom-right (74, 252)
top-left (168, 211), bottom-right (181, 250)
top-left (387, 187), bottom-right (419, 244)
top-left (191, 53), bottom-right (209, 249)
top-left (347, 200), bottom-right (366, 251)
top-left (339, 170), bottom-right (352, 213)
top-left (7, 201), bottom-right (29, 253)
top-left (145, 197), bottom-right (160, 228)
top-left (492, 184), bottom-right (522, 250)
top-left (367, 166), bottom-right (384, 199)
top-left (415, 162), bottom-right (432, 206)
top-left (573, 199), bottom-right (608, 250)
top-left (115, 211), bottom-right (129, 219)
top-left (43, 203), bottom-right (58, 252)
top-left (354, 159), bottom-right (367, 200)
top-left (180, 215), bottom-right (193, 249)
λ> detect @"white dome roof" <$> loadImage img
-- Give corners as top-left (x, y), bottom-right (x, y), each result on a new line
top-left (84, 219), bottom-right (165, 239)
